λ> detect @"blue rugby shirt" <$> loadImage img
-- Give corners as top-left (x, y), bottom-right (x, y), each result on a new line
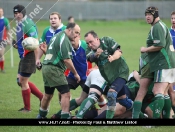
top-left (39, 24), bottom-right (66, 45)
top-left (170, 27), bottom-right (175, 49)
top-left (67, 40), bottom-right (88, 81)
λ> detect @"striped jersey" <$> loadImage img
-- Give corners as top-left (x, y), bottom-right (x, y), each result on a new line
top-left (16, 15), bottom-right (38, 58)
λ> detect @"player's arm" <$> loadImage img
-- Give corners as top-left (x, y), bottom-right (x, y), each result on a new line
top-left (133, 70), bottom-right (141, 84)
top-left (106, 37), bottom-right (122, 62)
top-left (62, 39), bottom-right (80, 83)
top-left (108, 48), bottom-right (122, 62)
top-left (86, 48), bottom-right (98, 62)
top-left (141, 26), bottom-right (165, 53)
top-left (140, 46), bottom-right (162, 53)
top-left (4, 18), bottom-right (11, 44)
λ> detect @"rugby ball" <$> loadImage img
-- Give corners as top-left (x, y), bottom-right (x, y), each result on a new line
top-left (22, 37), bottom-right (39, 51)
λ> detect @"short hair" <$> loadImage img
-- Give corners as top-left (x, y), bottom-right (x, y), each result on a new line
top-left (84, 30), bottom-right (98, 38)
top-left (171, 11), bottom-right (175, 16)
top-left (68, 16), bottom-right (74, 21)
top-left (66, 22), bottom-right (76, 29)
top-left (49, 12), bottom-right (61, 19)
top-left (0, 8), bottom-right (3, 10)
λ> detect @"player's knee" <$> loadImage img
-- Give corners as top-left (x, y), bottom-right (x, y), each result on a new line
top-left (88, 92), bottom-right (100, 103)
top-left (16, 78), bottom-right (21, 86)
top-left (118, 97), bottom-right (133, 110)
top-left (107, 91), bottom-right (117, 109)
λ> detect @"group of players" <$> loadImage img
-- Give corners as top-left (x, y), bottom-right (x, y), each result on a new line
top-left (1, 4), bottom-right (175, 119)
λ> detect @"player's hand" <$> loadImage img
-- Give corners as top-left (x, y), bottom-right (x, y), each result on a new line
top-left (74, 73), bottom-right (81, 83)
top-left (39, 42), bottom-right (47, 54)
top-left (95, 48), bottom-right (103, 58)
top-left (12, 40), bottom-right (18, 49)
top-left (140, 47), bottom-right (147, 53)
top-left (108, 55), bottom-right (114, 62)
top-left (36, 62), bottom-right (42, 71)
top-left (36, 60), bottom-right (42, 70)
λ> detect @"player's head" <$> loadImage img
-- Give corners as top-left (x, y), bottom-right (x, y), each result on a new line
top-left (0, 8), bottom-right (4, 17)
top-left (84, 30), bottom-right (100, 50)
top-left (171, 11), bottom-right (175, 28)
top-left (68, 16), bottom-right (74, 23)
top-left (145, 6), bottom-right (159, 25)
top-left (13, 4), bottom-right (26, 21)
top-left (66, 23), bottom-right (80, 41)
top-left (49, 12), bottom-right (62, 29)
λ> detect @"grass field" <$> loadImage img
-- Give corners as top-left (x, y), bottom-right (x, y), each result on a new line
top-left (0, 19), bottom-right (175, 131)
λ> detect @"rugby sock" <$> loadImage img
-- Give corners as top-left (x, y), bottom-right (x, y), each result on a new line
top-left (1, 60), bottom-right (4, 70)
top-left (139, 112), bottom-right (148, 119)
top-left (106, 107), bottom-right (115, 119)
top-left (0, 61), bottom-right (2, 70)
top-left (61, 111), bottom-right (70, 119)
top-left (83, 109), bottom-right (98, 119)
top-left (162, 95), bottom-right (171, 118)
top-left (76, 98), bottom-right (95, 119)
top-left (152, 93), bottom-right (164, 119)
top-left (98, 98), bottom-right (107, 108)
top-left (94, 110), bottom-right (106, 119)
top-left (55, 99), bottom-right (79, 118)
top-left (22, 88), bottom-right (31, 110)
top-left (106, 92), bottom-right (117, 119)
top-left (39, 108), bottom-right (48, 117)
top-left (28, 81), bottom-right (43, 101)
top-left (69, 99), bottom-right (79, 110)
top-left (132, 101), bottom-right (142, 119)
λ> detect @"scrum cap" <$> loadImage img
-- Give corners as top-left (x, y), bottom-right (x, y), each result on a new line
top-left (145, 6), bottom-right (159, 19)
top-left (13, 5), bottom-right (26, 16)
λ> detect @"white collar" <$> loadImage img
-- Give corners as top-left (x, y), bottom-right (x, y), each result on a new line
top-left (72, 40), bottom-right (81, 51)
top-left (171, 26), bottom-right (175, 31)
top-left (0, 16), bottom-right (4, 19)
top-left (49, 23), bottom-right (64, 33)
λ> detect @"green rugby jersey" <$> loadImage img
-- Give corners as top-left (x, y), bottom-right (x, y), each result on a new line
top-left (43, 31), bottom-right (72, 71)
top-left (146, 20), bottom-right (175, 72)
top-left (86, 37), bottom-right (129, 84)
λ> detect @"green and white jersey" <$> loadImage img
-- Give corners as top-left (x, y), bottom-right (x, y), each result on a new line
top-left (86, 37), bottom-right (129, 84)
top-left (146, 20), bottom-right (175, 72)
top-left (43, 31), bottom-right (72, 71)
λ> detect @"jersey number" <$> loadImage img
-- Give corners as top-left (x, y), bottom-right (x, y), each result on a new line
top-left (48, 36), bottom-right (56, 49)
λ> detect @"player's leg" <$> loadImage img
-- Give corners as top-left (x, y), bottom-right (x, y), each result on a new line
top-left (168, 83), bottom-right (175, 115)
top-left (151, 69), bottom-right (171, 118)
top-left (28, 81), bottom-right (43, 102)
top-left (0, 45), bottom-right (5, 73)
top-left (106, 78), bottom-right (128, 119)
top-left (18, 73), bottom-right (31, 112)
top-left (97, 95), bottom-right (107, 108)
top-left (162, 84), bottom-right (171, 118)
top-left (37, 86), bottom-right (54, 119)
top-left (75, 88), bottom-right (102, 119)
top-left (58, 77), bottom-right (79, 104)
top-left (132, 78), bottom-right (152, 118)
top-left (132, 64), bottom-right (153, 118)
top-left (56, 85), bottom-right (71, 119)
